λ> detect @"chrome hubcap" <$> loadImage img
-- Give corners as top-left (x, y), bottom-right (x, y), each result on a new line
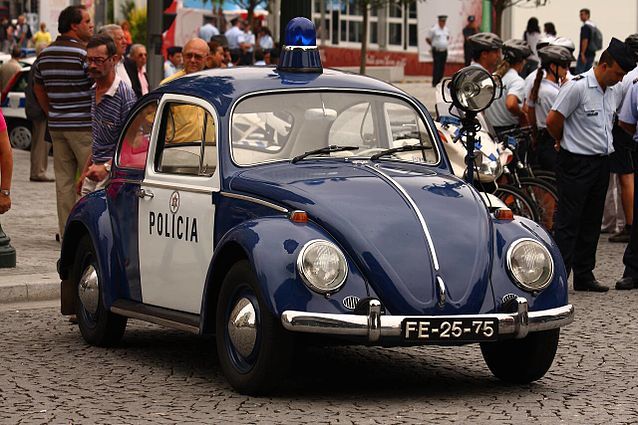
top-left (10, 126), bottom-right (31, 150)
top-left (78, 265), bottom-right (99, 315)
top-left (227, 297), bottom-right (257, 358)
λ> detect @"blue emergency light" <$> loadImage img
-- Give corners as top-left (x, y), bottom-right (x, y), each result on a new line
top-left (277, 17), bottom-right (322, 73)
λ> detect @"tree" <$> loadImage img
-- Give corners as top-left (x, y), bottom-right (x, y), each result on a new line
top-left (491, 0), bottom-right (548, 36)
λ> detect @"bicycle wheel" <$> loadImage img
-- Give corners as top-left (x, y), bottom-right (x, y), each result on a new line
top-left (529, 169), bottom-right (557, 190)
top-left (519, 177), bottom-right (559, 231)
top-left (494, 185), bottom-right (540, 222)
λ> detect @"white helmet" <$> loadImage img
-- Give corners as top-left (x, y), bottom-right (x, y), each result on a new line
top-left (551, 37), bottom-right (576, 53)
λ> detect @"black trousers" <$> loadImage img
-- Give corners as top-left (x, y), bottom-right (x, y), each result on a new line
top-left (553, 150), bottom-right (610, 282)
top-left (536, 129), bottom-right (557, 172)
top-left (432, 49), bottom-right (447, 87)
top-left (622, 170), bottom-right (638, 278)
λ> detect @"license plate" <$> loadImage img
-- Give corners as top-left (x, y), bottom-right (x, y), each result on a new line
top-left (402, 318), bottom-right (498, 342)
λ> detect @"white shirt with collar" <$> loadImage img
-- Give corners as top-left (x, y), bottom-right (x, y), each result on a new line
top-left (485, 68), bottom-right (526, 127)
top-left (427, 25), bottom-right (449, 51)
top-left (116, 59), bottom-right (132, 89)
top-left (552, 67), bottom-right (623, 155)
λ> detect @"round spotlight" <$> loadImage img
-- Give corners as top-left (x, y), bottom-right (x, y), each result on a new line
top-left (447, 66), bottom-right (500, 113)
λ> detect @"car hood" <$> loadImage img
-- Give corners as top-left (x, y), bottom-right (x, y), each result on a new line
top-left (229, 161), bottom-right (494, 315)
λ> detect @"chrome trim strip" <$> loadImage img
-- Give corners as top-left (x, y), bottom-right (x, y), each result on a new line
top-left (141, 180), bottom-right (213, 194)
top-left (281, 301), bottom-right (574, 342)
top-left (111, 306), bottom-right (200, 334)
top-left (220, 191), bottom-right (289, 213)
top-left (436, 276), bottom-right (446, 308)
top-left (364, 164), bottom-right (440, 271)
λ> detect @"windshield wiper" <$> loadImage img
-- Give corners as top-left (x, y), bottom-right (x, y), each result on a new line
top-left (370, 144), bottom-right (430, 161)
top-left (291, 145), bottom-right (359, 164)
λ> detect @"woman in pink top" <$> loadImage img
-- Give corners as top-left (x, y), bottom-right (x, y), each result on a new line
top-left (0, 109), bottom-right (12, 213)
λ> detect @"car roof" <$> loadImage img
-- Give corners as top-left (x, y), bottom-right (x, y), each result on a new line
top-left (154, 67), bottom-right (410, 115)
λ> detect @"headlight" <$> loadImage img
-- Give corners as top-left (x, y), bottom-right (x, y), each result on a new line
top-left (297, 240), bottom-right (348, 294)
top-left (506, 239), bottom-right (554, 292)
top-left (477, 151), bottom-right (503, 181)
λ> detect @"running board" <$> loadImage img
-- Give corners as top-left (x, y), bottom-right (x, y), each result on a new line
top-left (111, 299), bottom-right (201, 334)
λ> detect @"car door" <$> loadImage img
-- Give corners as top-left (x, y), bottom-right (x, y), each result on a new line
top-left (138, 94), bottom-right (219, 314)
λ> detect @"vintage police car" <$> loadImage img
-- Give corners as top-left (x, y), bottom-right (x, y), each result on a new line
top-left (58, 19), bottom-right (574, 395)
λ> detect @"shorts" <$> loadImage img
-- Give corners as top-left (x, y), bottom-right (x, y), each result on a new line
top-left (610, 124), bottom-right (637, 174)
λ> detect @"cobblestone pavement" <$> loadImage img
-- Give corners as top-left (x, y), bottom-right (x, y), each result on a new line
top-left (0, 237), bottom-right (634, 425)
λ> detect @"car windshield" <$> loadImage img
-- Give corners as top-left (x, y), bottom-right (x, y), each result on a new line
top-left (231, 91), bottom-right (439, 166)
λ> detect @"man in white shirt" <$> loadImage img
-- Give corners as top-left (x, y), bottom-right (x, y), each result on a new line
top-left (198, 16), bottom-right (219, 42)
top-left (225, 18), bottom-right (244, 64)
top-left (426, 15), bottom-right (449, 87)
top-left (98, 24), bottom-right (133, 94)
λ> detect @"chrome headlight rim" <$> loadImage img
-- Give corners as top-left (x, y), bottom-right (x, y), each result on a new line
top-left (296, 239), bottom-right (348, 294)
top-left (506, 238), bottom-right (554, 292)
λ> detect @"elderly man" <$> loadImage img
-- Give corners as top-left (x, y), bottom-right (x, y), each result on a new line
top-left (0, 46), bottom-right (22, 91)
top-left (78, 34), bottom-right (136, 196)
top-left (160, 37), bottom-right (209, 84)
top-left (98, 24), bottom-right (134, 95)
top-left (124, 43), bottom-right (149, 98)
top-left (159, 38), bottom-right (212, 144)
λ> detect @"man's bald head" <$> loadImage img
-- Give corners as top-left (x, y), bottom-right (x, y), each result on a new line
top-left (183, 38), bottom-right (210, 74)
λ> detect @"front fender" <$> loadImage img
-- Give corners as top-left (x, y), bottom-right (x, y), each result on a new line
top-left (59, 191), bottom-right (123, 313)
top-left (200, 217), bottom-right (371, 333)
top-left (491, 217), bottom-right (568, 312)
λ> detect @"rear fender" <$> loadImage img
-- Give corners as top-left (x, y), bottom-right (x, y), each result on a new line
top-left (58, 191), bottom-right (123, 314)
top-left (199, 217), bottom-right (371, 334)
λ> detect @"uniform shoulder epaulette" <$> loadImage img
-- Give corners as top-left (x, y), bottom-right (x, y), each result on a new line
top-left (572, 75), bottom-right (585, 81)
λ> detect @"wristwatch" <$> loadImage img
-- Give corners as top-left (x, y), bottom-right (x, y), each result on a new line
top-left (0, 189), bottom-right (9, 196)
top-left (103, 162), bottom-right (112, 172)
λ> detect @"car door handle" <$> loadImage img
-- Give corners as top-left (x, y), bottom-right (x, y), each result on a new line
top-left (136, 188), bottom-right (154, 199)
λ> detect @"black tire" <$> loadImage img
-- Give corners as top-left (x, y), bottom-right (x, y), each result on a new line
top-left (73, 235), bottom-right (127, 346)
top-left (519, 177), bottom-right (559, 231)
top-left (216, 260), bottom-right (292, 395)
top-left (494, 184), bottom-right (540, 222)
top-left (481, 329), bottom-right (560, 383)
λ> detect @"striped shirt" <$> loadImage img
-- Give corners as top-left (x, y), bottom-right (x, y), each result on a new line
top-left (33, 35), bottom-right (92, 131)
top-left (91, 76), bottom-right (137, 163)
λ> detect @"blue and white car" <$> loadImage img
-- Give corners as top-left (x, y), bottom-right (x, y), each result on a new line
top-left (2, 55), bottom-right (36, 150)
top-left (58, 19), bottom-right (574, 395)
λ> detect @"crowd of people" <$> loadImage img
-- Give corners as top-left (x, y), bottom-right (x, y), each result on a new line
top-left (463, 8), bottom-right (638, 292)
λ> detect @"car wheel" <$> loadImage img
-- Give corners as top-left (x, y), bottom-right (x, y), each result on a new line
top-left (8, 120), bottom-right (32, 150)
top-left (480, 329), bottom-right (559, 384)
top-left (73, 235), bottom-right (127, 347)
top-left (216, 260), bottom-right (292, 395)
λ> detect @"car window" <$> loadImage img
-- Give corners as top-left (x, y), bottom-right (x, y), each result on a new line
top-left (117, 102), bottom-right (157, 170)
top-left (231, 91), bottom-right (438, 166)
top-left (156, 102), bottom-right (217, 176)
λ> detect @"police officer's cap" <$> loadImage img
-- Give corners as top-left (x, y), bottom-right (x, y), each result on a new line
top-left (607, 37), bottom-right (637, 72)
top-left (438, 15), bottom-right (447, 20)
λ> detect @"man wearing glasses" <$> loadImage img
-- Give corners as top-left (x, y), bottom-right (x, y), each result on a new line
top-left (77, 34), bottom-right (136, 196)
top-left (159, 38), bottom-right (212, 144)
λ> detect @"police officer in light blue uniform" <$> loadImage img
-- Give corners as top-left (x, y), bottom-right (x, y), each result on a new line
top-left (546, 37), bottom-right (637, 292)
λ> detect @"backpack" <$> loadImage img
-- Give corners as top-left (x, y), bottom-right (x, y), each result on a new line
top-left (587, 24), bottom-right (603, 53)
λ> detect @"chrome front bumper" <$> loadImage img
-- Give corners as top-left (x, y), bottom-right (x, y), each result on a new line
top-left (281, 297), bottom-right (574, 343)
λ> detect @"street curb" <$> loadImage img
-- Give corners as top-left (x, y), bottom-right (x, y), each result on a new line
top-left (0, 272), bottom-right (60, 304)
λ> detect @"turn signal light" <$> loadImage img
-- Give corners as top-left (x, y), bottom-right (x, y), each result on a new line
top-left (289, 210), bottom-right (308, 223)
top-left (495, 208), bottom-right (514, 220)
